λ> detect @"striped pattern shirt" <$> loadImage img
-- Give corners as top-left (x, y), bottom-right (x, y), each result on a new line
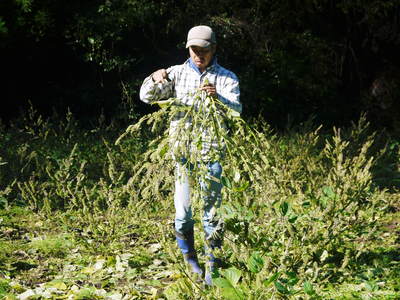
top-left (139, 58), bottom-right (241, 157)
top-left (140, 58), bottom-right (241, 112)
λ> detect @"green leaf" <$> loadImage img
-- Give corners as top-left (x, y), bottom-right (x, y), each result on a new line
top-left (364, 281), bottom-right (378, 292)
top-left (44, 280), bottom-right (67, 290)
top-left (213, 277), bottom-right (232, 289)
top-left (233, 171), bottom-right (241, 182)
top-left (303, 281), bottom-right (315, 295)
top-left (280, 201), bottom-right (289, 216)
top-left (264, 272), bottom-right (280, 287)
top-left (221, 176), bottom-right (232, 189)
top-left (275, 281), bottom-right (290, 294)
top-left (234, 181), bottom-right (249, 192)
top-left (247, 252), bottom-right (264, 273)
top-left (319, 196), bottom-right (328, 208)
top-left (322, 186), bottom-right (335, 199)
top-left (0, 18), bottom-right (8, 34)
top-left (213, 278), bottom-right (244, 300)
top-left (228, 109), bottom-right (241, 118)
top-left (221, 267), bottom-right (242, 286)
top-left (320, 249), bottom-right (329, 262)
top-left (81, 266), bottom-right (95, 274)
top-left (153, 99), bottom-right (174, 108)
top-left (159, 145), bottom-right (168, 158)
top-left (285, 271), bottom-right (299, 286)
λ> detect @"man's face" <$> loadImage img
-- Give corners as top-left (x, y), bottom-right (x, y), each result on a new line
top-left (189, 45), bottom-right (216, 72)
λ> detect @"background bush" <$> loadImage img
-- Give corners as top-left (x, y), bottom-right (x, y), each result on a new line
top-left (1, 0), bottom-right (400, 131)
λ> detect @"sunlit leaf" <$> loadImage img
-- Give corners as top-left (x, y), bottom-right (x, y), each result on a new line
top-left (228, 109), bottom-right (241, 118)
top-left (322, 186), bottom-right (336, 199)
top-left (214, 277), bottom-right (244, 300)
top-left (45, 280), bottom-right (67, 290)
top-left (153, 99), bottom-right (174, 108)
top-left (221, 267), bottom-right (242, 286)
top-left (213, 277), bottom-right (232, 289)
top-left (320, 249), bottom-right (329, 262)
top-left (288, 215), bottom-right (298, 223)
top-left (81, 266), bottom-right (95, 274)
top-left (233, 171), bottom-right (241, 182)
top-left (234, 181), bottom-right (249, 192)
top-left (247, 252), bottom-right (264, 273)
top-left (159, 145), bottom-right (168, 158)
top-left (107, 293), bottom-right (123, 300)
top-left (17, 289), bottom-right (35, 300)
top-left (303, 281), bottom-right (315, 295)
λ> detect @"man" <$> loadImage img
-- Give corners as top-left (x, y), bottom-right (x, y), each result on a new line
top-left (139, 25), bottom-right (242, 285)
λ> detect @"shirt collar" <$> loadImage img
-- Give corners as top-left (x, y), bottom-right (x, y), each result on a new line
top-left (188, 56), bottom-right (217, 75)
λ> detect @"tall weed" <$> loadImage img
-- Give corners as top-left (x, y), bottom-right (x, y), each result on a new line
top-left (114, 93), bottom-right (396, 298)
top-left (0, 103), bottom-right (398, 298)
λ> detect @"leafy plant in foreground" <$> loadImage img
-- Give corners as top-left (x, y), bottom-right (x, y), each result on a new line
top-left (1, 104), bottom-right (398, 299)
top-left (114, 89), bottom-right (397, 298)
top-left (116, 84), bottom-right (263, 217)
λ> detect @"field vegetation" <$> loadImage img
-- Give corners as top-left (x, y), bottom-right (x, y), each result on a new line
top-left (0, 105), bottom-right (399, 299)
top-left (1, 0), bottom-right (400, 298)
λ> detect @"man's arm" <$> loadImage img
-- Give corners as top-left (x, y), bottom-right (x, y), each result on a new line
top-left (139, 68), bottom-right (174, 104)
top-left (218, 74), bottom-right (242, 114)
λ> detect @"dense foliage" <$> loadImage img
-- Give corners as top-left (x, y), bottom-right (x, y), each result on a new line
top-left (0, 104), bottom-right (399, 298)
top-left (1, 0), bottom-right (400, 129)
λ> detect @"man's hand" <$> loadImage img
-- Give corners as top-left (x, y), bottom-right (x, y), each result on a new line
top-left (200, 83), bottom-right (217, 97)
top-left (152, 69), bottom-right (170, 83)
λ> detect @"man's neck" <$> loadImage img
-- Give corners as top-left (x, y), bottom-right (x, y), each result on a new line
top-left (188, 57), bottom-right (217, 74)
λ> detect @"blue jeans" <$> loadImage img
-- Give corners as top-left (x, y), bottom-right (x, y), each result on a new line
top-left (174, 160), bottom-right (223, 240)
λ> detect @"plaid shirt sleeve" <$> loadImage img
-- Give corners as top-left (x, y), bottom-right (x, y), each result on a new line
top-left (139, 73), bottom-right (174, 104)
top-left (217, 71), bottom-right (242, 114)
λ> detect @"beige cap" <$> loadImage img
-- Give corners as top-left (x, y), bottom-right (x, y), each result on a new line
top-left (186, 25), bottom-right (216, 48)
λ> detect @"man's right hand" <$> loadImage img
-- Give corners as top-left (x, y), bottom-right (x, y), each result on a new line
top-left (152, 69), bottom-right (169, 83)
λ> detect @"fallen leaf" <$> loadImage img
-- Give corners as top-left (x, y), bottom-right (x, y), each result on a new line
top-left (106, 293), bottom-right (123, 300)
top-left (17, 289), bottom-right (35, 300)
top-left (148, 243), bottom-right (162, 253)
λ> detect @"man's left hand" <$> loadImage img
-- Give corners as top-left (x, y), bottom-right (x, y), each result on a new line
top-left (200, 84), bottom-right (216, 96)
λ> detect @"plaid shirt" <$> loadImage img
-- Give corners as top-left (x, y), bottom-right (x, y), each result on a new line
top-left (140, 58), bottom-right (241, 111)
top-left (139, 58), bottom-right (241, 157)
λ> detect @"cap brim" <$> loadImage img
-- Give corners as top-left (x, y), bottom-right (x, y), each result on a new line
top-left (186, 39), bottom-right (211, 48)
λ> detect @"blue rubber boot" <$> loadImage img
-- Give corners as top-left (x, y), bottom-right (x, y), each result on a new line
top-left (204, 239), bottom-right (222, 286)
top-left (204, 254), bottom-right (217, 286)
top-left (176, 230), bottom-right (203, 275)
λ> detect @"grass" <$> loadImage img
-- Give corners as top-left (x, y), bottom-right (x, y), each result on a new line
top-left (0, 106), bottom-right (399, 299)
